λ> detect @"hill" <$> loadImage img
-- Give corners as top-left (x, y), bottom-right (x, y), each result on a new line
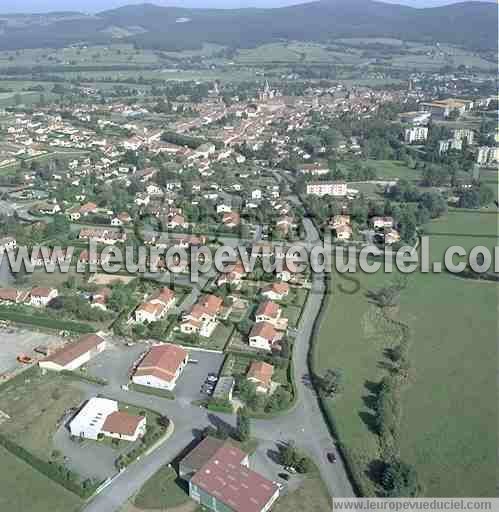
top-left (0, 0), bottom-right (495, 51)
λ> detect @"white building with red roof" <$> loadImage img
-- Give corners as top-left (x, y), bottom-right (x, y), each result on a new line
top-left (132, 343), bottom-right (188, 391)
top-left (69, 397), bottom-right (146, 442)
top-left (261, 282), bottom-right (289, 301)
top-left (180, 294), bottom-right (223, 338)
top-left (255, 300), bottom-right (287, 330)
top-left (247, 361), bottom-right (274, 394)
top-left (134, 287), bottom-right (176, 323)
top-left (248, 322), bottom-right (281, 352)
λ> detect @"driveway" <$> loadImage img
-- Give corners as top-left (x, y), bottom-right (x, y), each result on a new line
top-left (174, 350), bottom-right (225, 405)
top-left (53, 425), bottom-right (118, 481)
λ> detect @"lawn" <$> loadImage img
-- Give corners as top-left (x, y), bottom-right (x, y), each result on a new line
top-left (314, 242), bottom-right (497, 497)
top-left (273, 471), bottom-right (331, 512)
top-left (0, 368), bottom-right (85, 461)
top-left (422, 208), bottom-right (498, 264)
top-left (133, 465), bottom-right (191, 510)
top-left (0, 445), bottom-right (83, 512)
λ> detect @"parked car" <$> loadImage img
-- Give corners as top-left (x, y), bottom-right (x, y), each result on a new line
top-left (327, 452), bottom-right (337, 463)
top-left (284, 466), bottom-right (297, 474)
top-left (278, 472), bottom-right (290, 481)
top-left (206, 374), bottom-right (218, 383)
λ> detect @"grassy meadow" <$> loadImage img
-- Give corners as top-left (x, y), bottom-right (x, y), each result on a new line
top-left (314, 208), bottom-right (498, 496)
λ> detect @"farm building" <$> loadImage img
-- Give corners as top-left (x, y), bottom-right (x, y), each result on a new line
top-left (39, 333), bottom-right (106, 372)
top-left (182, 438), bottom-right (279, 512)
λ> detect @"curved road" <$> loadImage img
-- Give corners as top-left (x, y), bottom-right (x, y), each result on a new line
top-left (83, 203), bottom-right (354, 512)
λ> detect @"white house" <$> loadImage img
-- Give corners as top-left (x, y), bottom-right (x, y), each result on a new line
top-left (251, 189), bottom-right (262, 200)
top-left (261, 282), bottom-right (289, 301)
top-left (248, 321), bottom-right (280, 351)
top-left (135, 288), bottom-right (176, 323)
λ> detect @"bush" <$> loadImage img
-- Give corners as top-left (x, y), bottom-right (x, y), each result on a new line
top-left (206, 398), bottom-right (233, 414)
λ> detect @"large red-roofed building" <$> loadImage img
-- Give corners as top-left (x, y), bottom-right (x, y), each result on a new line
top-left (185, 438), bottom-right (280, 512)
top-left (132, 343), bottom-right (188, 391)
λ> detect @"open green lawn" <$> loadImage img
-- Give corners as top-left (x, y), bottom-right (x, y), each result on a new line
top-left (314, 208), bottom-right (497, 496)
top-left (423, 209), bottom-right (498, 264)
top-left (0, 368), bottom-right (85, 460)
top-left (273, 470), bottom-right (331, 512)
top-left (397, 272), bottom-right (496, 496)
top-left (0, 445), bottom-right (83, 512)
top-left (133, 465), bottom-right (191, 510)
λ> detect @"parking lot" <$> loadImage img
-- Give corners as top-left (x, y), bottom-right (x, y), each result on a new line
top-left (175, 350), bottom-right (225, 404)
top-left (0, 327), bottom-right (64, 376)
top-left (84, 340), bottom-right (225, 404)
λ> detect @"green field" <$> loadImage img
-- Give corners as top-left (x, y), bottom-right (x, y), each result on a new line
top-left (0, 446), bottom-right (82, 512)
top-left (273, 471), bottom-right (331, 512)
top-left (133, 465), bottom-right (190, 510)
top-left (0, 369), bottom-right (85, 460)
top-left (314, 208), bottom-right (498, 496)
top-left (423, 209), bottom-right (498, 263)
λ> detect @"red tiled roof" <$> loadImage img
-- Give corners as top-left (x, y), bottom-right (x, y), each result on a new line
top-left (191, 443), bottom-right (278, 512)
top-left (31, 286), bottom-right (56, 298)
top-left (249, 321), bottom-right (278, 341)
top-left (134, 343), bottom-right (188, 383)
top-left (262, 282), bottom-right (289, 296)
top-left (41, 334), bottom-right (105, 367)
top-left (247, 361), bottom-right (274, 389)
top-left (102, 411), bottom-right (144, 436)
top-left (255, 300), bottom-right (280, 319)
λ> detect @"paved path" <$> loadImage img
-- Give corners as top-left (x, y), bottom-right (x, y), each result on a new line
top-left (82, 194), bottom-right (355, 512)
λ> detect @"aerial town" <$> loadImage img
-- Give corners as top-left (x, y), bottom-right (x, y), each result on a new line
top-left (0, 2), bottom-right (496, 512)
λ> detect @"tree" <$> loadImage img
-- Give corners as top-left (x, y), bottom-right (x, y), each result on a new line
top-left (236, 407), bottom-right (251, 442)
top-left (315, 368), bottom-right (344, 397)
top-left (382, 459), bottom-right (420, 497)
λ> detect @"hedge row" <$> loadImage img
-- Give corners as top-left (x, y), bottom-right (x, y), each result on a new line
top-left (60, 370), bottom-right (108, 386)
top-left (0, 309), bottom-right (96, 333)
top-left (0, 434), bottom-right (102, 499)
top-left (129, 383), bottom-right (175, 400)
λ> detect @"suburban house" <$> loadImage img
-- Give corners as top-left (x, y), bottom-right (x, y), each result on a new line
top-left (216, 261), bottom-right (246, 287)
top-left (69, 397), bottom-right (146, 442)
top-left (29, 287), bottom-right (58, 307)
top-left (255, 300), bottom-right (287, 330)
top-left (180, 437), bottom-right (279, 512)
top-left (132, 343), bottom-right (189, 391)
top-left (247, 361), bottom-right (274, 394)
top-left (135, 287), bottom-right (176, 323)
top-left (39, 333), bottom-right (107, 372)
top-left (78, 202), bottom-right (98, 216)
top-left (249, 321), bottom-right (281, 352)
top-left (180, 294), bottom-right (223, 338)
top-left (261, 282), bottom-right (290, 301)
